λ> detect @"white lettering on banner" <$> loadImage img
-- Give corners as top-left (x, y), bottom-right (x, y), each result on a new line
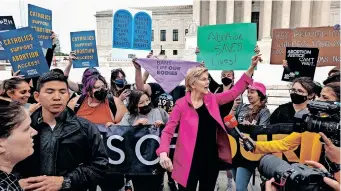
top-left (107, 135), bottom-right (125, 165)
top-left (135, 135), bottom-right (160, 165)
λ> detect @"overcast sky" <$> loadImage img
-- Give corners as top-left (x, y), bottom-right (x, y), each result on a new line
top-left (1, 0), bottom-right (193, 53)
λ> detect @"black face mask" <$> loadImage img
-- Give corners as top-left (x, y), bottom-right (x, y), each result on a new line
top-left (290, 93), bottom-right (307, 104)
top-left (139, 103), bottom-right (152, 115)
top-left (94, 89), bottom-right (108, 101)
top-left (221, 77), bottom-right (233, 86)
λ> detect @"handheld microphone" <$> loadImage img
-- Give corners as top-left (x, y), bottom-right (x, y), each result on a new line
top-left (224, 114), bottom-right (255, 152)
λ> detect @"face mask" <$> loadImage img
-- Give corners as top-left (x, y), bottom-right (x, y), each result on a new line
top-left (290, 93), bottom-right (307, 104)
top-left (115, 79), bottom-right (126, 89)
top-left (139, 103), bottom-right (152, 115)
top-left (94, 89), bottom-right (108, 101)
top-left (221, 77), bottom-right (233, 86)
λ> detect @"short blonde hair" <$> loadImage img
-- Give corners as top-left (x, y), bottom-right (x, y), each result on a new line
top-left (185, 66), bottom-right (208, 92)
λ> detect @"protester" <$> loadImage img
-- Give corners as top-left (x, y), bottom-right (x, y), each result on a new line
top-left (269, 77), bottom-right (316, 124)
top-left (157, 55), bottom-right (261, 191)
top-left (63, 53), bottom-right (100, 95)
top-left (119, 90), bottom-right (168, 191)
top-left (243, 82), bottom-right (340, 165)
top-left (1, 78), bottom-right (41, 114)
top-left (0, 98), bottom-right (37, 190)
top-left (229, 81), bottom-right (270, 191)
top-left (119, 90), bottom-right (168, 127)
top-left (110, 68), bottom-right (134, 103)
top-left (320, 82), bottom-right (340, 102)
top-left (13, 72), bottom-right (108, 191)
top-left (68, 74), bottom-right (127, 126)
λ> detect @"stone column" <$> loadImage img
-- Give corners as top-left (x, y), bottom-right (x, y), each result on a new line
top-left (311, 1), bottom-right (331, 27)
top-left (299, 0), bottom-right (312, 27)
top-left (241, 0), bottom-right (252, 22)
top-left (193, 0), bottom-right (201, 26)
top-left (259, 0), bottom-right (273, 40)
top-left (280, 0), bottom-right (291, 28)
top-left (209, 0), bottom-right (217, 25)
top-left (225, 0), bottom-right (234, 24)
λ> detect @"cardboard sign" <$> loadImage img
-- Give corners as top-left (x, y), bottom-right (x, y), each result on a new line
top-left (197, 23), bottom-right (257, 70)
top-left (281, 47), bottom-right (319, 82)
top-left (0, 27), bottom-right (49, 78)
top-left (70, 30), bottom-right (99, 68)
top-left (271, 27), bottom-right (340, 67)
top-left (0, 16), bottom-right (16, 60)
top-left (28, 4), bottom-right (52, 48)
top-left (112, 8), bottom-right (152, 60)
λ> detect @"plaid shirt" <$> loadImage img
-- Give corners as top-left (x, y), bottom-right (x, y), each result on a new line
top-left (0, 171), bottom-right (23, 191)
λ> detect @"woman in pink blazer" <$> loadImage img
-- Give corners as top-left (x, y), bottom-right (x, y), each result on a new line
top-left (156, 55), bottom-right (262, 191)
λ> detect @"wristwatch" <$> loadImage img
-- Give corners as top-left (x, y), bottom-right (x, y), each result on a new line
top-left (62, 177), bottom-right (72, 189)
top-left (330, 162), bottom-right (341, 173)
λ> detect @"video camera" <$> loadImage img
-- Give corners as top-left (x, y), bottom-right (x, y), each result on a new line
top-left (259, 155), bottom-right (335, 191)
top-left (294, 101), bottom-right (340, 146)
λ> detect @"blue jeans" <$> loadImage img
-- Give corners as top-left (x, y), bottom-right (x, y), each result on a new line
top-left (232, 167), bottom-right (254, 191)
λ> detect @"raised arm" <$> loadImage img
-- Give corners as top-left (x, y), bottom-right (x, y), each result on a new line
top-left (254, 132), bottom-right (302, 154)
top-left (113, 97), bottom-right (128, 123)
top-left (133, 60), bottom-right (152, 96)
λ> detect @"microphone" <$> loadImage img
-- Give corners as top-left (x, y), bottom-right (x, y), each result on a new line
top-left (224, 114), bottom-right (255, 152)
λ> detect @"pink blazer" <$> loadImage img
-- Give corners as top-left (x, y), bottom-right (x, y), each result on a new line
top-left (156, 73), bottom-right (253, 187)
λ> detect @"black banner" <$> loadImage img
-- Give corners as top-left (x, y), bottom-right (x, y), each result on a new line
top-left (96, 124), bottom-right (164, 175)
top-left (282, 47), bottom-right (319, 82)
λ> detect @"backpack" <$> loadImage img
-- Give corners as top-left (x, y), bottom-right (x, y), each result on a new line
top-left (74, 94), bottom-right (117, 117)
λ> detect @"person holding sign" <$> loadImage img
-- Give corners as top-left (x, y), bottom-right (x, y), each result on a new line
top-left (157, 55), bottom-right (261, 191)
top-left (119, 90), bottom-right (169, 191)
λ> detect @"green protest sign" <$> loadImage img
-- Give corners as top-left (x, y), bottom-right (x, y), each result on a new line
top-left (197, 23), bottom-right (257, 70)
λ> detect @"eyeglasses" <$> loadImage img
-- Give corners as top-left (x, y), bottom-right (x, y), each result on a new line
top-left (289, 88), bottom-right (308, 96)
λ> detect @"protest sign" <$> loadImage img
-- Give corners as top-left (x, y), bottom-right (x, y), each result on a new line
top-left (0, 16), bottom-right (16, 60)
top-left (70, 30), bottom-right (99, 68)
top-left (197, 23), bottom-right (257, 70)
top-left (28, 4), bottom-right (52, 48)
top-left (271, 26), bottom-right (340, 67)
top-left (135, 58), bottom-right (201, 93)
top-left (281, 47), bottom-right (319, 82)
top-left (112, 8), bottom-right (152, 60)
top-left (0, 27), bottom-right (49, 78)
top-left (97, 124), bottom-right (163, 175)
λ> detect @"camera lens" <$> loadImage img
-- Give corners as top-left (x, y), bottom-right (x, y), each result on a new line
top-left (259, 154), bottom-right (291, 179)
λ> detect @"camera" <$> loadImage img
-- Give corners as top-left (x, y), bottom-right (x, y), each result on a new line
top-left (259, 155), bottom-right (335, 191)
top-left (294, 101), bottom-right (340, 146)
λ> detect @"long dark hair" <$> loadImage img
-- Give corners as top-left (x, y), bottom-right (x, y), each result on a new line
top-left (110, 69), bottom-right (126, 97)
top-left (82, 74), bottom-right (108, 95)
top-left (324, 82), bottom-right (340, 102)
top-left (244, 90), bottom-right (267, 123)
top-left (127, 90), bottom-right (145, 117)
top-left (1, 78), bottom-right (29, 98)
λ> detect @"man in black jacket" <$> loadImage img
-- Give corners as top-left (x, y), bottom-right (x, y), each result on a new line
top-left (14, 72), bottom-right (108, 191)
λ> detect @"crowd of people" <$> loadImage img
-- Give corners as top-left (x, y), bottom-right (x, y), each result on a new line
top-left (0, 37), bottom-right (340, 191)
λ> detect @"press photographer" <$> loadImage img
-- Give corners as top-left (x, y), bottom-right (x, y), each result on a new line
top-left (260, 154), bottom-right (339, 191)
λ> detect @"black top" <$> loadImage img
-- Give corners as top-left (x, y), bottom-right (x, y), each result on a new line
top-left (191, 104), bottom-right (219, 170)
top-left (148, 83), bottom-right (186, 108)
top-left (208, 73), bottom-right (236, 119)
top-left (270, 102), bottom-right (296, 124)
top-left (0, 170), bottom-right (23, 191)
